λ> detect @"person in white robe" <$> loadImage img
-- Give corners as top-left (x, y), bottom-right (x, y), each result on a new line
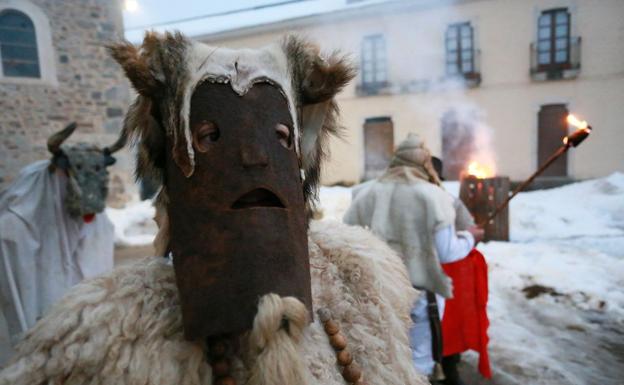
top-left (0, 156), bottom-right (115, 367)
top-left (344, 133), bottom-right (484, 381)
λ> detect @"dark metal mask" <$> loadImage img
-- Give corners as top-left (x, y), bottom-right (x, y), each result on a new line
top-left (108, 32), bottom-right (356, 342)
top-left (47, 122), bottom-right (126, 219)
top-left (166, 82), bottom-right (312, 340)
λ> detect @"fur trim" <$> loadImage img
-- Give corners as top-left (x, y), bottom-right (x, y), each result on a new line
top-left (283, 36), bottom-right (356, 209)
top-left (109, 31), bottom-right (193, 178)
top-left (246, 294), bottom-right (310, 385)
top-left (108, 33), bottom-right (355, 214)
top-left (0, 222), bottom-right (425, 385)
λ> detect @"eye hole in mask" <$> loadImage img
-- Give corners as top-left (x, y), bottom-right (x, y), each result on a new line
top-left (193, 120), bottom-right (220, 152)
top-left (275, 123), bottom-right (292, 150)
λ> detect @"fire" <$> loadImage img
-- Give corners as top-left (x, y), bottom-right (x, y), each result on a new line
top-left (564, 113), bottom-right (592, 146)
top-left (466, 161), bottom-right (494, 179)
top-left (567, 114), bottom-right (588, 130)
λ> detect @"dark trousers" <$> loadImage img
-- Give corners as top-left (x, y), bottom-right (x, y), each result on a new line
top-left (441, 354), bottom-right (463, 385)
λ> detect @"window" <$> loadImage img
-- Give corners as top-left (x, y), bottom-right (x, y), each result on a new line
top-left (361, 34), bottom-right (387, 88)
top-left (445, 22), bottom-right (474, 76)
top-left (537, 8), bottom-right (570, 68)
top-left (0, 9), bottom-right (40, 78)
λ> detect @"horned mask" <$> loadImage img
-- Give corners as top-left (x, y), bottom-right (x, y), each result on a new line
top-left (47, 122), bottom-right (126, 220)
top-left (110, 32), bottom-right (355, 340)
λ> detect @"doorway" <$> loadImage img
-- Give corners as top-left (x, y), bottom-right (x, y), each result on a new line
top-left (363, 116), bottom-right (394, 180)
top-left (538, 104), bottom-right (568, 177)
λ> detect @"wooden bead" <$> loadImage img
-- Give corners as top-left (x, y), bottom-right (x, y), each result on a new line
top-left (329, 333), bottom-right (347, 350)
top-left (211, 359), bottom-right (230, 377)
top-left (336, 349), bottom-right (353, 366)
top-left (317, 308), bottom-right (332, 323)
top-left (210, 340), bottom-right (228, 358)
top-left (342, 362), bottom-right (362, 383)
top-left (324, 320), bottom-right (340, 335)
top-left (214, 376), bottom-right (236, 385)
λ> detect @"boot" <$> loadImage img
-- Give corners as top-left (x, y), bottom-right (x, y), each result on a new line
top-left (441, 354), bottom-right (466, 385)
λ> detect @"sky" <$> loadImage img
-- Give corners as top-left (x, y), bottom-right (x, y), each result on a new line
top-left (121, 0), bottom-right (394, 42)
top-left (123, 0), bottom-right (301, 31)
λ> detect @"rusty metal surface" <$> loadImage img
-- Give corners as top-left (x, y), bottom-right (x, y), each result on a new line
top-left (460, 176), bottom-right (510, 242)
top-left (166, 83), bottom-right (312, 340)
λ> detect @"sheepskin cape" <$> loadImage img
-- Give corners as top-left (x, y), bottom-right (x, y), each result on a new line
top-left (0, 221), bottom-right (427, 385)
top-left (344, 166), bottom-right (456, 298)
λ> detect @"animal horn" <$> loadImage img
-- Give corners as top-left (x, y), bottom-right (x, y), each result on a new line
top-left (47, 122), bottom-right (77, 155)
top-left (104, 127), bottom-right (128, 154)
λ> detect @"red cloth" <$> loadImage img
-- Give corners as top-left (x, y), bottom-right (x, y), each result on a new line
top-left (442, 249), bottom-right (492, 378)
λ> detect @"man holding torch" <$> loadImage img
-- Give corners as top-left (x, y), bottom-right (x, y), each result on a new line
top-left (344, 133), bottom-right (483, 383)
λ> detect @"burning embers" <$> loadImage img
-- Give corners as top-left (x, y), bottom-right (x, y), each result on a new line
top-left (466, 161), bottom-right (495, 180)
top-left (459, 171), bottom-right (510, 242)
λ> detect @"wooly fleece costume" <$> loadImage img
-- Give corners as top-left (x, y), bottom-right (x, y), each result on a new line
top-left (344, 133), bottom-right (456, 298)
top-left (0, 32), bottom-right (427, 385)
top-left (0, 221), bottom-right (426, 385)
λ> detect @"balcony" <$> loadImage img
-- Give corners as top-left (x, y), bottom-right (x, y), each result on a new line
top-left (444, 49), bottom-right (482, 88)
top-left (356, 81), bottom-right (392, 96)
top-left (530, 37), bottom-right (581, 81)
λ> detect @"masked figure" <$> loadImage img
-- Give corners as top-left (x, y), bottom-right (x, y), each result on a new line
top-left (0, 33), bottom-right (426, 385)
top-left (0, 123), bottom-right (124, 366)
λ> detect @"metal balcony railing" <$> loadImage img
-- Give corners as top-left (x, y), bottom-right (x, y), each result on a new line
top-left (530, 36), bottom-right (581, 80)
top-left (444, 48), bottom-right (482, 87)
top-left (356, 80), bottom-right (391, 96)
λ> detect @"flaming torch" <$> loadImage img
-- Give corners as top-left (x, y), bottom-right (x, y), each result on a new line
top-left (481, 114), bottom-right (592, 226)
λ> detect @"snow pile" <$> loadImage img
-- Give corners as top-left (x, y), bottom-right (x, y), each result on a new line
top-left (474, 239), bottom-right (624, 385)
top-left (105, 200), bottom-right (156, 246)
top-left (317, 186), bottom-right (353, 221)
top-left (510, 172), bottom-right (624, 242)
top-left (318, 174), bottom-right (624, 385)
top-left (104, 174), bottom-right (624, 383)
top-left (467, 174), bottom-right (624, 385)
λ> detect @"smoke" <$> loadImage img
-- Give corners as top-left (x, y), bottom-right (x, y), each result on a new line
top-left (298, 0), bottom-right (500, 179)
top-left (440, 103), bottom-right (497, 178)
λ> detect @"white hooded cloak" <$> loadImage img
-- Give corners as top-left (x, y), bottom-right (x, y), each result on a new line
top-left (0, 160), bottom-right (114, 366)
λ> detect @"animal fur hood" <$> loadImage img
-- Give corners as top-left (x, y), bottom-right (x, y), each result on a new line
top-left (109, 32), bottom-right (355, 211)
top-left (0, 221), bottom-right (427, 385)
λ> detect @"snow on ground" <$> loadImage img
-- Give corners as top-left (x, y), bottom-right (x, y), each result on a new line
top-left (105, 199), bottom-right (156, 246)
top-left (105, 173), bottom-right (624, 384)
top-left (510, 173), bottom-right (624, 243)
top-left (318, 173), bottom-right (624, 385)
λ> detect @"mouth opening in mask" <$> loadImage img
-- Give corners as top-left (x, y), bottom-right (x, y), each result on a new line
top-left (231, 188), bottom-right (285, 209)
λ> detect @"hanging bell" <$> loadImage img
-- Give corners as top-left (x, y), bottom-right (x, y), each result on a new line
top-left (431, 361), bottom-right (446, 381)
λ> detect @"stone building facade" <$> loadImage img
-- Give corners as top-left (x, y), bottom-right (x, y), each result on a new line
top-left (0, 0), bottom-right (132, 201)
top-left (188, 0), bottom-right (624, 184)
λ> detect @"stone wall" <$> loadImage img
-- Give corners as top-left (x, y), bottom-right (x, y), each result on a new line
top-left (0, 0), bottom-right (134, 203)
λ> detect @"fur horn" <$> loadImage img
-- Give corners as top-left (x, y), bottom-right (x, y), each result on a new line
top-left (104, 126), bottom-right (128, 154)
top-left (47, 122), bottom-right (77, 155)
top-left (107, 35), bottom-right (163, 97)
top-left (301, 55), bottom-right (356, 105)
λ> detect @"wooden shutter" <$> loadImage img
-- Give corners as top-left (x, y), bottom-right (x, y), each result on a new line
top-left (538, 104), bottom-right (568, 177)
top-left (363, 117), bottom-right (394, 180)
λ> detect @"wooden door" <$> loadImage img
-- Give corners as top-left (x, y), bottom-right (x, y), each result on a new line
top-left (363, 117), bottom-right (393, 180)
top-left (538, 104), bottom-right (568, 176)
